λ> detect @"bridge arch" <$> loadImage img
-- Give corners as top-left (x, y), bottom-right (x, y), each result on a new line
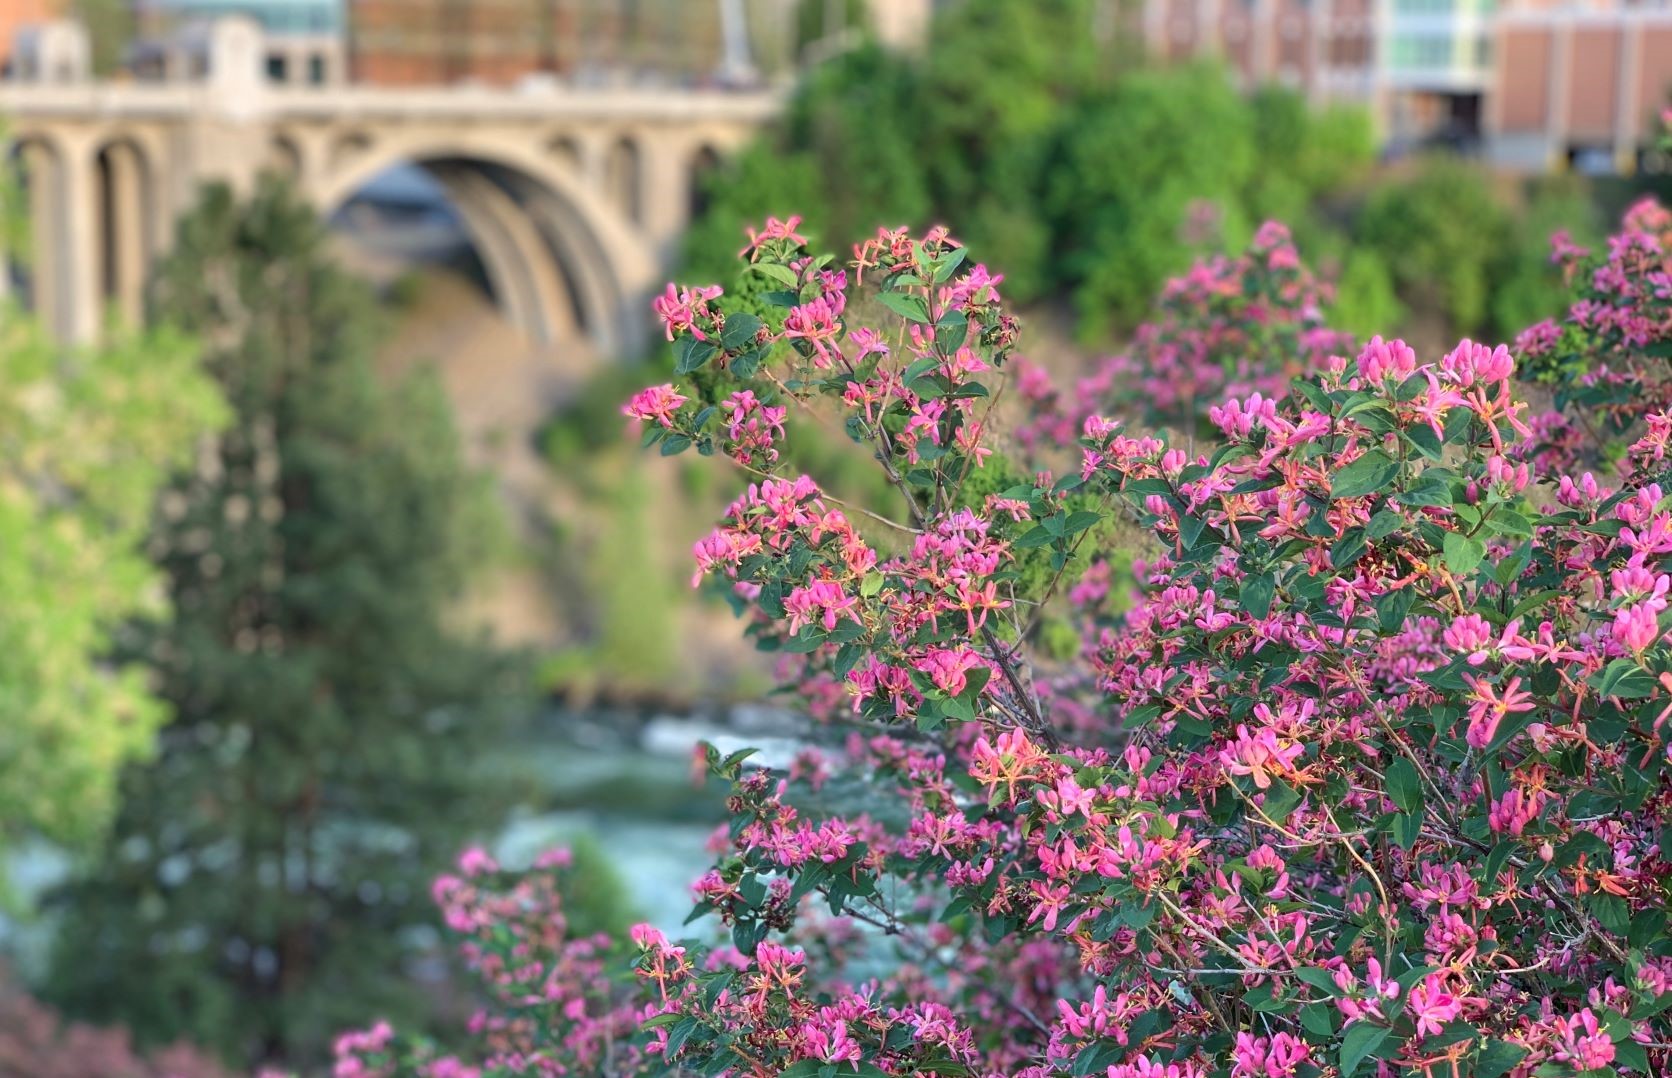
top-left (7, 134), bottom-right (68, 335)
top-left (602, 135), bottom-right (642, 226)
top-left (546, 135), bottom-right (583, 175)
top-left (94, 137), bottom-right (155, 326)
top-left (688, 143), bottom-right (723, 221)
top-left (311, 135), bottom-right (659, 359)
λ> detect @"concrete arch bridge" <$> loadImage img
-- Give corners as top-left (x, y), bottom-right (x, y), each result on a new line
top-left (0, 19), bottom-right (779, 357)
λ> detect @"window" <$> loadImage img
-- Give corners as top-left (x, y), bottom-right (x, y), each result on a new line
top-left (1391, 33), bottom-right (1454, 68)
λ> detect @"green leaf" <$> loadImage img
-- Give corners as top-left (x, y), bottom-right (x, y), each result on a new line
top-left (1261, 779), bottom-right (1303, 823)
top-left (1592, 657), bottom-right (1658, 699)
top-left (1242, 573), bottom-right (1276, 620)
top-left (1300, 1001), bottom-right (1338, 1037)
top-left (1178, 513), bottom-right (1209, 550)
top-left (1332, 528), bottom-right (1368, 570)
top-left (749, 261), bottom-right (800, 288)
top-left (1473, 1039), bottom-right (1528, 1078)
top-left (1367, 509), bottom-right (1403, 539)
top-left (877, 290), bottom-right (931, 323)
top-left (1385, 757), bottom-right (1424, 815)
top-left (931, 246), bottom-right (969, 282)
top-left (777, 1062), bottom-right (826, 1078)
top-left (664, 1014), bottom-right (702, 1058)
top-left (1293, 966), bottom-right (1342, 995)
top-left (1332, 451), bottom-right (1398, 499)
top-left (1391, 809), bottom-right (1422, 851)
top-left (1339, 1022), bottom-right (1392, 1077)
top-left (720, 313), bottom-right (763, 350)
top-left (674, 336), bottom-right (718, 375)
top-left (1396, 472), bottom-right (1454, 506)
top-left (1063, 510), bottom-right (1102, 535)
top-left (1013, 525), bottom-right (1055, 549)
top-left (1406, 423), bottom-right (1443, 460)
top-left (1442, 531), bottom-right (1485, 575)
top-left (1071, 1042), bottom-right (1124, 1075)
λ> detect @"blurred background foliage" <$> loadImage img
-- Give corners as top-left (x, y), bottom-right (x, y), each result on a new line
top-left (39, 181), bottom-right (530, 1065)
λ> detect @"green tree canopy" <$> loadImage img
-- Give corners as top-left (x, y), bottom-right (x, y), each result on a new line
top-left (686, 1), bottom-right (1373, 339)
top-left (1353, 156), bottom-right (1515, 339)
top-left (0, 313), bottom-right (224, 884)
top-left (43, 179), bottom-right (527, 1069)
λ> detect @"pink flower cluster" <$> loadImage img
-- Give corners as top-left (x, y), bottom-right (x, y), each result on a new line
top-left (345, 205), bottom-right (1672, 1076)
top-left (1016, 221), bottom-right (1352, 456)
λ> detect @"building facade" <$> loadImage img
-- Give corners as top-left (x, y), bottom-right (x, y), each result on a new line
top-left (343, 0), bottom-right (927, 88)
top-left (1142, 0), bottom-right (1379, 105)
top-left (1146, 0), bottom-right (1672, 171)
top-left (0, 0), bottom-right (64, 73)
top-left (130, 0), bottom-right (346, 83)
top-left (346, 0), bottom-right (774, 87)
top-left (1489, 0), bottom-right (1672, 172)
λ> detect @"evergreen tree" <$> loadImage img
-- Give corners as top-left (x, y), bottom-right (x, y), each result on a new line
top-left (43, 180), bottom-right (527, 1068)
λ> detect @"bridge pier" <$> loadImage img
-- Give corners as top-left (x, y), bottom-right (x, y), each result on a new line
top-left (98, 140), bottom-right (151, 327)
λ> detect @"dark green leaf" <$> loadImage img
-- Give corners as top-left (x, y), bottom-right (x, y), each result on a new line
top-left (1339, 1023), bottom-right (1392, 1077)
top-left (1332, 451), bottom-right (1398, 499)
top-left (1442, 531), bottom-right (1485, 575)
top-left (1385, 757), bottom-right (1424, 815)
top-left (877, 291), bottom-right (931, 323)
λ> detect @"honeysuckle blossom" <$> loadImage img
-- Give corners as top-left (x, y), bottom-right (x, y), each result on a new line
top-left (623, 383), bottom-right (688, 428)
top-left (348, 207), bottom-right (1672, 1078)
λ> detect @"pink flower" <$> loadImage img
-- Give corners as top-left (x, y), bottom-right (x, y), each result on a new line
top-left (1551, 1009), bottom-right (1615, 1069)
top-left (917, 647), bottom-right (984, 697)
top-left (624, 383), bottom-right (688, 428)
top-left (1409, 974), bottom-right (1463, 1038)
top-left (456, 846), bottom-right (498, 877)
top-left (651, 282), bottom-right (723, 341)
top-left (1219, 724), bottom-right (1304, 789)
top-left (1614, 600), bottom-right (1662, 653)
top-left (740, 214), bottom-right (807, 260)
top-left (784, 578), bottom-right (860, 635)
top-left (1462, 674), bottom-right (1535, 750)
top-left (801, 1018), bottom-right (862, 1065)
top-left (720, 390), bottom-right (787, 465)
top-left (1358, 335), bottom-right (1417, 384)
top-left (1230, 1031), bottom-right (1311, 1077)
top-left (782, 296), bottom-right (844, 367)
top-left (1442, 338), bottom-right (1515, 387)
top-left (630, 923), bottom-right (669, 950)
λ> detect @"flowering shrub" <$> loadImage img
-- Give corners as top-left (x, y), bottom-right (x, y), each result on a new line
top-left (0, 970), bottom-right (232, 1078)
top-left (1516, 198), bottom-right (1671, 471)
top-left (1013, 221), bottom-right (1352, 454)
top-left (333, 847), bottom-right (646, 1077)
top-left (348, 208), bottom-right (1672, 1077)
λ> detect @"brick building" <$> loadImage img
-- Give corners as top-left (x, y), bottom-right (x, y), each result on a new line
top-left (346, 0), bottom-right (743, 87)
top-left (343, 0), bottom-right (928, 88)
top-left (1144, 0), bottom-right (1672, 172)
top-left (1490, 0), bottom-right (1672, 172)
top-left (1142, 0), bottom-right (1380, 105)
